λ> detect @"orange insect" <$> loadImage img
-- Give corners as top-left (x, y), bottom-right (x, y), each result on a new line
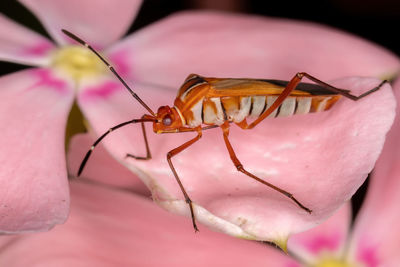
top-left (63, 29), bottom-right (386, 231)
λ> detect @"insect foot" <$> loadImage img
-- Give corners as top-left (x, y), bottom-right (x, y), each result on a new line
top-left (185, 198), bottom-right (199, 232)
top-left (234, 163), bottom-right (312, 214)
top-left (289, 194), bottom-right (312, 214)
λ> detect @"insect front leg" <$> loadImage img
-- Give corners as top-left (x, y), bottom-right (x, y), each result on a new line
top-left (166, 127), bottom-right (203, 232)
top-left (77, 117), bottom-right (155, 176)
top-left (126, 115), bottom-right (152, 160)
top-left (220, 122), bottom-right (312, 213)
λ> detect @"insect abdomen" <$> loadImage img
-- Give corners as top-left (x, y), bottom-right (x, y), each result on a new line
top-left (175, 75), bottom-right (342, 127)
top-left (197, 95), bottom-right (341, 126)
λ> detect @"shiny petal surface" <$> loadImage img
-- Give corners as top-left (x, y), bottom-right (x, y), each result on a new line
top-left (346, 79), bottom-right (400, 267)
top-left (77, 76), bottom-right (395, 243)
top-left (19, 0), bottom-right (142, 48)
top-left (0, 14), bottom-right (55, 66)
top-left (67, 133), bottom-right (150, 196)
top-left (107, 11), bottom-right (400, 87)
top-left (288, 203), bottom-right (352, 264)
top-left (0, 68), bottom-right (74, 233)
top-left (0, 181), bottom-right (298, 267)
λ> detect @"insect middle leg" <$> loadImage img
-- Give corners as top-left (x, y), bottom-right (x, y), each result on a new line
top-left (166, 127), bottom-right (203, 231)
top-left (220, 122), bottom-right (312, 213)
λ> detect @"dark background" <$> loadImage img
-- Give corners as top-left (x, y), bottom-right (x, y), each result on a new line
top-left (1, 0), bottom-right (399, 219)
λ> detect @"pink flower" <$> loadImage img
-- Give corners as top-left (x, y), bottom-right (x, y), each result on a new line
top-left (284, 78), bottom-right (400, 266)
top-left (0, 179), bottom-right (295, 266)
top-left (0, 0), bottom-right (398, 250)
top-left (0, 0), bottom-right (142, 233)
top-left (0, 79), bottom-right (399, 266)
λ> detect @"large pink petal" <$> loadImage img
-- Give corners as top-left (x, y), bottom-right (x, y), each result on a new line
top-left (67, 133), bottom-right (150, 195)
top-left (107, 11), bottom-right (400, 87)
top-left (19, 0), bottom-right (142, 48)
top-left (0, 180), bottom-right (298, 267)
top-left (76, 76), bottom-right (395, 244)
top-left (0, 68), bottom-right (74, 233)
top-left (288, 203), bottom-right (352, 264)
top-left (0, 14), bottom-right (55, 66)
top-left (346, 79), bottom-right (400, 267)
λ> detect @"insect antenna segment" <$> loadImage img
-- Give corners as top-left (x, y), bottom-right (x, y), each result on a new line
top-left (77, 117), bottom-right (156, 177)
top-left (62, 30), bottom-right (157, 177)
top-left (61, 29), bottom-right (155, 116)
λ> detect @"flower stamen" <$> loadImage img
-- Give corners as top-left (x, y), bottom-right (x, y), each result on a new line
top-left (313, 257), bottom-right (360, 267)
top-left (51, 46), bottom-right (107, 81)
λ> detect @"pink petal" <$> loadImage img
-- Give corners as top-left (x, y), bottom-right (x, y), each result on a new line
top-left (0, 14), bottom-right (55, 66)
top-left (0, 68), bottom-right (74, 233)
top-left (67, 133), bottom-right (150, 195)
top-left (107, 11), bottom-right (400, 87)
top-left (288, 203), bottom-right (352, 264)
top-left (19, 0), bottom-right (142, 48)
top-left (346, 79), bottom-right (400, 266)
top-left (76, 76), bottom-right (395, 244)
top-left (0, 180), bottom-right (298, 267)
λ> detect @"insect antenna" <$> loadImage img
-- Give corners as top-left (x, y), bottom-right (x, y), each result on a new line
top-left (61, 29), bottom-right (156, 116)
top-left (78, 117), bottom-right (155, 176)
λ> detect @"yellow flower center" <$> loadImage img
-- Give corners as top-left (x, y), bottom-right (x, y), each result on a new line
top-left (313, 257), bottom-right (360, 267)
top-left (51, 46), bottom-right (106, 81)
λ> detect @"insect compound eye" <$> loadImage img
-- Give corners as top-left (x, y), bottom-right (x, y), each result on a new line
top-left (162, 115), bottom-right (172, 126)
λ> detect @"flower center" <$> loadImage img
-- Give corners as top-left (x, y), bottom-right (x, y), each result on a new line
top-left (313, 258), bottom-right (359, 267)
top-left (51, 46), bottom-right (106, 81)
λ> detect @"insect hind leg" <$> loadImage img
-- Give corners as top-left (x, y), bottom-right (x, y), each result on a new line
top-left (299, 72), bottom-right (387, 101)
top-left (220, 122), bottom-right (312, 213)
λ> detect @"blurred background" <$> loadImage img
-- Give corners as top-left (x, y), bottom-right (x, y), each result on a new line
top-left (0, 0), bottom-right (399, 217)
top-left (134, 0), bottom-right (400, 55)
